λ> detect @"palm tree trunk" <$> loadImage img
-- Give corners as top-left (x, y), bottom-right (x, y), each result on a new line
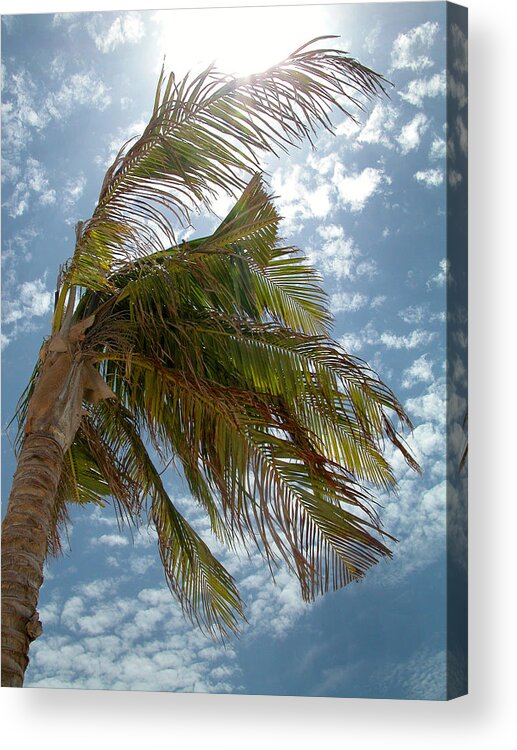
top-left (1, 433), bottom-right (64, 687)
top-left (1, 347), bottom-right (85, 687)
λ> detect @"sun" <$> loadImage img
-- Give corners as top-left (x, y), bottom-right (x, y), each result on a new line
top-left (150, 5), bottom-right (335, 78)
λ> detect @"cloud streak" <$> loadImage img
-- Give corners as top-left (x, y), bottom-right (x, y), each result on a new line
top-left (397, 113), bottom-right (429, 154)
top-left (391, 21), bottom-right (439, 72)
top-left (399, 72), bottom-right (446, 107)
top-left (86, 12), bottom-right (145, 53)
top-left (334, 166), bottom-right (390, 212)
top-left (2, 275), bottom-right (53, 348)
top-left (414, 168), bottom-right (444, 187)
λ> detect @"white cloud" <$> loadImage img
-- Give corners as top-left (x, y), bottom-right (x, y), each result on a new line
top-left (2, 277), bottom-right (52, 340)
top-left (77, 580), bottom-right (115, 600)
top-left (2, 66), bottom-right (111, 216)
top-left (338, 332), bottom-right (365, 353)
top-left (85, 507), bottom-right (120, 527)
top-left (237, 563), bottom-right (311, 640)
top-left (271, 163), bottom-right (333, 234)
top-left (130, 555), bottom-right (157, 575)
top-left (2, 67), bottom-right (110, 152)
top-left (51, 12), bottom-right (81, 28)
top-left (134, 526), bottom-right (159, 548)
top-left (359, 104), bottom-right (398, 146)
top-left (27, 593), bottom-right (241, 692)
top-left (334, 117), bottom-right (361, 139)
top-left (427, 259), bottom-right (448, 288)
top-left (375, 475), bottom-right (446, 584)
top-left (39, 190), bottom-right (57, 206)
top-left (338, 322), bottom-right (436, 353)
top-left (19, 280), bottom-right (52, 317)
top-left (95, 118), bottom-right (148, 169)
top-left (356, 259), bottom-right (378, 279)
top-left (334, 165), bottom-right (389, 212)
top-left (379, 329), bottom-right (437, 349)
top-left (1, 69), bottom-right (46, 156)
top-left (46, 73), bottom-right (111, 120)
top-left (307, 225), bottom-right (366, 281)
top-left (86, 12), bottom-right (145, 54)
top-left (2, 68), bottom-right (110, 160)
top-left (371, 295), bottom-right (386, 309)
top-left (391, 21), bottom-right (439, 72)
top-left (429, 136), bottom-right (446, 160)
top-left (64, 174), bottom-right (86, 209)
top-left (306, 151), bottom-right (338, 176)
top-left (405, 380), bottom-right (447, 428)
top-left (402, 355), bottom-right (434, 388)
top-left (399, 72), bottom-right (446, 107)
top-left (48, 55), bottom-right (66, 80)
top-left (330, 292), bottom-right (368, 313)
top-left (366, 378), bottom-right (447, 586)
top-left (271, 158), bottom-right (388, 235)
top-left (5, 158), bottom-right (56, 217)
top-left (397, 113), bottom-right (429, 154)
top-left (414, 168), bottom-right (444, 187)
top-left (399, 304), bottom-right (426, 324)
top-left (207, 190), bottom-right (237, 223)
top-left (1, 226), bottom-right (38, 300)
top-left (338, 103), bottom-right (398, 149)
top-left (363, 23), bottom-right (382, 56)
top-left (93, 534), bottom-right (129, 547)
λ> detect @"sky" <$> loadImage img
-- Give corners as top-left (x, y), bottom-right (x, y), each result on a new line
top-left (1, 2), bottom-right (467, 699)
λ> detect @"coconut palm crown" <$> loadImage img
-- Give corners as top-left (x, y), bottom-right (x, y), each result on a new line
top-left (1, 37), bottom-right (419, 687)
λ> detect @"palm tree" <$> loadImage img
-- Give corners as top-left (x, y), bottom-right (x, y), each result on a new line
top-left (1, 38), bottom-right (419, 688)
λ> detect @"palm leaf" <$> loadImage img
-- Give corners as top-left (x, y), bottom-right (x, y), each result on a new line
top-left (63, 38), bottom-right (390, 291)
top-left (74, 173), bottom-right (332, 339)
top-left (90, 339), bottom-right (403, 597)
top-left (98, 401), bottom-right (244, 636)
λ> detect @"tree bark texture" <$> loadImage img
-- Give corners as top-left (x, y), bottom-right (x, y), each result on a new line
top-left (1, 338), bottom-right (85, 687)
top-left (1, 320), bottom-right (115, 686)
top-left (1, 433), bottom-right (64, 687)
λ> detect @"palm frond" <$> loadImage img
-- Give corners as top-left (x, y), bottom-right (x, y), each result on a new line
top-left (75, 174), bottom-right (333, 338)
top-left (90, 329), bottom-right (406, 598)
top-left (90, 401), bottom-right (245, 636)
top-left (64, 38), bottom-right (390, 288)
top-left (47, 439), bottom-right (112, 558)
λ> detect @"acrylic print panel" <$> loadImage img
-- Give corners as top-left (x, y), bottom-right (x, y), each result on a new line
top-left (1, 2), bottom-right (467, 699)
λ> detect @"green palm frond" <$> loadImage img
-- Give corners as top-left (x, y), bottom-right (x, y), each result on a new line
top-left (46, 398), bottom-right (244, 636)
top-left (86, 291), bottom-right (413, 582)
top-left (47, 439), bottom-right (112, 558)
top-left (89, 401), bottom-right (244, 636)
top-left (74, 173), bottom-right (332, 339)
top-left (93, 351), bottom-right (395, 598)
top-left (63, 37), bottom-right (389, 291)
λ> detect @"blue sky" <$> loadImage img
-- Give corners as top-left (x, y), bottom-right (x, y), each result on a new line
top-left (1, 3), bottom-right (467, 699)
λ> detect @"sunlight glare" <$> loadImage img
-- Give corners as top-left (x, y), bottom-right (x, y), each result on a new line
top-left (151, 5), bottom-right (336, 78)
